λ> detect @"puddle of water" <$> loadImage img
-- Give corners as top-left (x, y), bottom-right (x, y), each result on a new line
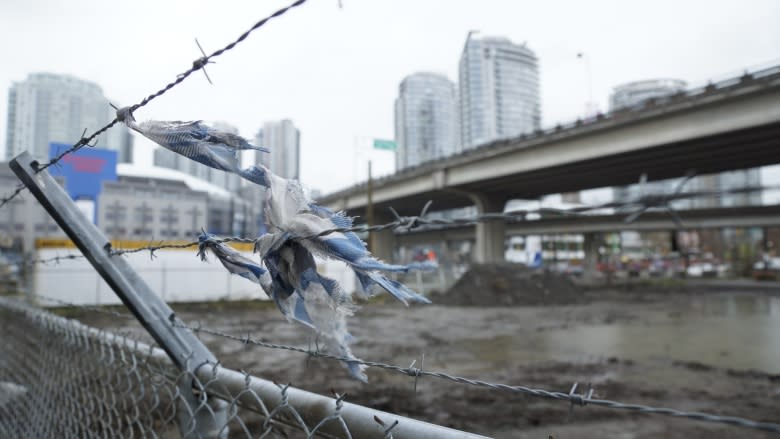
top-left (451, 294), bottom-right (780, 374)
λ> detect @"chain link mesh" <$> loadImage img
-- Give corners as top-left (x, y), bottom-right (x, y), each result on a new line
top-left (0, 298), bottom-right (178, 437)
top-left (0, 296), bottom-right (419, 439)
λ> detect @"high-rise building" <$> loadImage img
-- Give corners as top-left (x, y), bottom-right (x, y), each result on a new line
top-left (5, 73), bottom-right (133, 162)
top-left (458, 32), bottom-right (540, 150)
top-left (253, 120), bottom-right (300, 180)
top-left (394, 72), bottom-right (459, 170)
top-left (609, 79), bottom-right (687, 111)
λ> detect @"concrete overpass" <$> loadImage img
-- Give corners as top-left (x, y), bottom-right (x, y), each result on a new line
top-left (320, 66), bottom-right (780, 262)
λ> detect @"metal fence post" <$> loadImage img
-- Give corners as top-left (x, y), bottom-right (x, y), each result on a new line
top-left (161, 262), bottom-right (167, 301)
top-left (10, 152), bottom-right (228, 437)
top-left (24, 252), bottom-right (35, 303)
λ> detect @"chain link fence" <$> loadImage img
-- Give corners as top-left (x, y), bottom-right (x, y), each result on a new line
top-left (0, 296), bottom-right (484, 438)
top-left (0, 297), bottom-right (180, 437)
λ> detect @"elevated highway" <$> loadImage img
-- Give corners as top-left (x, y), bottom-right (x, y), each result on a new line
top-left (320, 66), bottom-right (780, 262)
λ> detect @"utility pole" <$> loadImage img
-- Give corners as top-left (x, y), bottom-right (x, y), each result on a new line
top-left (367, 160), bottom-right (375, 252)
top-left (577, 52), bottom-right (597, 118)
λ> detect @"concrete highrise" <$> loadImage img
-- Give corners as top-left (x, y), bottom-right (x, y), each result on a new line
top-left (394, 72), bottom-right (460, 170)
top-left (253, 120), bottom-right (300, 180)
top-left (5, 73), bottom-right (133, 163)
top-left (458, 32), bottom-right (540, 150)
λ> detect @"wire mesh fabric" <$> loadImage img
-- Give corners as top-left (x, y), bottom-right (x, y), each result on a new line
top-left (0, 296), bottom-right (359, 438)
top-left (0, 296), bottom-right (476, 439)
top-left (0, 297), bottom-right (180, 437)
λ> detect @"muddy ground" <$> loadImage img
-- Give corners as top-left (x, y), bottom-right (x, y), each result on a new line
top-left (71, 275), bottom-right (780, 439)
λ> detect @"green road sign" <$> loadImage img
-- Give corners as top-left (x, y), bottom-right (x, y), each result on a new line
top-left (373, 139), bottom-right (397, 150)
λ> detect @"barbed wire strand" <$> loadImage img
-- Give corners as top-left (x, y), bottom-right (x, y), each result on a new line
top-left (98, 183), bottom-right (780, 258)
top-left (169, 321), bottom-right (780, 433)
top-left (0, 0), bottom-right (310, 206)
top-left (0, 184), bottom-right (25, 209)
top-left (1, 183), bottom-right (778, 265)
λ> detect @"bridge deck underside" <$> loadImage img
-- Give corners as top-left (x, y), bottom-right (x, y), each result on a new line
top-left (355, 121), bottom-right (780, 218)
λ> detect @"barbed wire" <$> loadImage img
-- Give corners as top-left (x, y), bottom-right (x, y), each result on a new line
top-left (0, 181), bottom-right (776, 265)
top-left (125, 0), bottom-right (309, 116)
top-left (0, 253), bottom-right (88, 279)
top-left (0, 185), bottom-right (25, 209)
top-left (97, 182), bottom-right (780, 258)
top-left (20, 253), bottom-right (86, 267)
top-left (0, 0), bottom-right (310, 206)
top-left (169, 320), bottom-right (780, 433)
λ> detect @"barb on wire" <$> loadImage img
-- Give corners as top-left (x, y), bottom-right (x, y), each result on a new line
top-left (388, 200), bottom-right (432, 232)
top-left (26, 253), bottom-right (86, 267)
top-left (36, 119), bottom-right (119, 174)
top-left (107, 241), bottom-right (200, 257)
top-left (167, 320), bottom-right (780, 433)
top-left (622, 170), bottom-right (696, 227)
top-left (127, 0), bottom-right (309, 116)
top-left (0, 253), bottom-right (87, 271)
top-left (373, 415), bottom-right (399, 439)
top-left (193, 38), bottom-right (215, 85)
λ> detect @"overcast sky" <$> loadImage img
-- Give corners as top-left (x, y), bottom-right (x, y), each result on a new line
top-left (2, 0), bottom-right (779, 194)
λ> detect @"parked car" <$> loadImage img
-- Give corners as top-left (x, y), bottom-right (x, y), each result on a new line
top-left (751, 258), bottom-right (780, 281)
top-left (686, 261), bottom-right (716, 278)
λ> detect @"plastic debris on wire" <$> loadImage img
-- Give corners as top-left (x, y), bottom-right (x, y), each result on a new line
top-left (197, 216), bottom-right (432, 382)
top-left (116, 108), bottom-right (272, 187)
top-left (118, 99), bottom-right (435, 382)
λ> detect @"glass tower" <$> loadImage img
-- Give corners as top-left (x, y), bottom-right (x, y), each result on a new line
top-left (5, 73), bottom-right (133, 162)
top-left (459, 32), bottom-right (540, 150)
top-left (394, 72), bottom-right (459, 170)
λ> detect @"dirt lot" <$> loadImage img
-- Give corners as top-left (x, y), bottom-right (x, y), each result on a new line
top-left (72, 270), bottom-right (780, 439)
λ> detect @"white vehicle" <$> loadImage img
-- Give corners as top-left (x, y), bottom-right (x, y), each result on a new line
top-left (505, 236), bottom-right (543, 267)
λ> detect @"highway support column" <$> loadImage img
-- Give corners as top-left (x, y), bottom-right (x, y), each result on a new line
top-left (470, 193), bottom-right (506, 264)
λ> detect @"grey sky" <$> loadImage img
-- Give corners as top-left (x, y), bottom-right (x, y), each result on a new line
top-left (2, 0), bottom-right (779, 194)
